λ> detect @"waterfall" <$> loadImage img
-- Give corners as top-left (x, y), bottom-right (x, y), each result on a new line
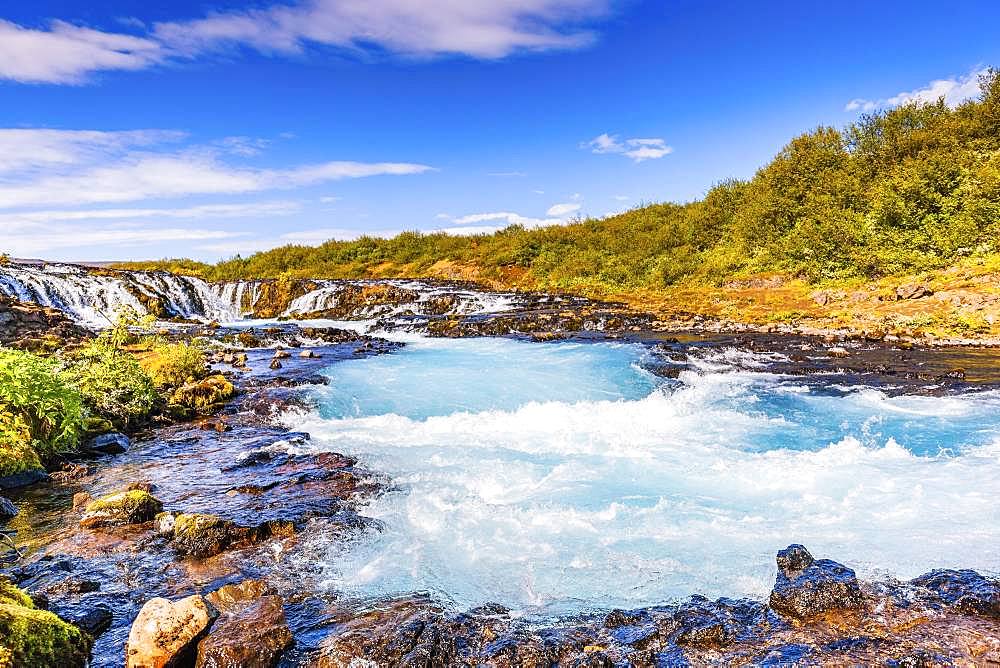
top-left (0, 263), bottom-right (520, 326)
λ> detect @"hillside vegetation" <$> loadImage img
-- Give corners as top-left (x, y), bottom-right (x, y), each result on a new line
top-left (118, 71), bottom-right (1000, 334)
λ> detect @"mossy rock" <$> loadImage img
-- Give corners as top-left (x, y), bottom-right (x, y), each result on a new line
top-left (169, 375), bottom-right (236, 412)
top-left (80, 490), bottom-right (163, 529)
top-left (0, 579), bottom-right (33, 609)
top-left (0, 580), bottom-right (92, 668)
top-left (0, 438), bottom-right (43, 480)
top-left (172, 513), bottom-right (294, 558)
top-left (81, 417), bottom-right (115, 438)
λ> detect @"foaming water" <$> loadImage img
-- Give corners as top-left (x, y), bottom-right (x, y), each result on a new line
top-left (285, 337), bottom-right (1000, 615)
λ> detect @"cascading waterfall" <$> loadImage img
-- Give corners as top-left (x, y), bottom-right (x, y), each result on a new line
top-left (0, 263), bottom-right (518, 327)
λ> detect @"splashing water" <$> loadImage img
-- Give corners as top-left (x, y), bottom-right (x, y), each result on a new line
top-left (286, 336), bottom-right (1000, 616)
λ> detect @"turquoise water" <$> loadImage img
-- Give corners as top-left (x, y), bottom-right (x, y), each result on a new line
top-left (288, 336), bottom-right (1000, 614)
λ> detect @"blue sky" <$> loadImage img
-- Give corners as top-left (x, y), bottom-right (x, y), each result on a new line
top-left (1, 0), bottom-right (999, 261)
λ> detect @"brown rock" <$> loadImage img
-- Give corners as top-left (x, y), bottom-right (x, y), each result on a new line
top-left (195, 596), bottom-right (292, 668)
top-left (126, 595), bottom-right (217, 668)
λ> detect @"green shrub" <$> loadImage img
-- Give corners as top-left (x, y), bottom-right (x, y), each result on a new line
top-left (63, 342), bottom-right (156, 429)
top-left (141, 342), bottom-right (208, 389)
top-left (0, 348), bottom-right (84, 460)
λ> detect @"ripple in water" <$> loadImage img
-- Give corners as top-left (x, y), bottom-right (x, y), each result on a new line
top-left (282, 336), bottom-right (1000, 616)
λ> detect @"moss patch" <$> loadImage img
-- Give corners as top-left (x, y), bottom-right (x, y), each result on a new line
top-left (0, 426), bottom-right (43, 479)
top-left (0, 583), bottom-right (92, 668)
top-left (81, 489), bottom-right (163, 529)
top-left (169, 375), bottom-right (235, 412)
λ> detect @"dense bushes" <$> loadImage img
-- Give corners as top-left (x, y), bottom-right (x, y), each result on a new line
top-left (117, 71), bottom-right (1000, 294)
top-left (63, 342), bottom-right (156, 430)
top-left (140, 342), bottom-right (207, 389)
top-left (0, 348), bottom-right (84, 463)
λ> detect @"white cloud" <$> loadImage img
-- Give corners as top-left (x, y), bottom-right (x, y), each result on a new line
top-left (0, 20), bottom-right (163, 84)
top-left (0, 128), bottom-right (184, 174)
top-left (0, 128), bottom-right (432, 209)
top-left (1, 1), bottom-right (610, 85)
top-left (546, 202), bottom-right (581, 216)
top-left (583, 133), bottom-right (673, 162)
top-left (154, 0), bottom-right (607, 60)
top-left (845, 67), bottom-right (989, 113)
top-left (451, 211), bottom-right (563, 228)
top-left (0, 201), bottom-right (300, 227)
top-left (2, 221), bottom-right (241, 256)
top-left (613, 195), bottom-right (630, 201)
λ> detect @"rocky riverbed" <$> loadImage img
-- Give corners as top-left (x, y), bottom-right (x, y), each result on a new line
top-left (2, 275), bottom-right (1000, 666)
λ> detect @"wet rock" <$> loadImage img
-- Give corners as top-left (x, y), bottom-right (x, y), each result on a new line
top-left (299, 349), bottom-right (319, 358)
top-left (911, 569), bottom-right (1000, 616)
top-left (85, 432), bottom-right (130, 455)
top-left (769, 544), bottom-right (864, 620)
top-left (0, 495), bottom-right (17, 520)
top-left (154, 511), bottom-right (177, 536)
top-left (269, 358), bottom-right (283, 370)
top-left (0, 467), bottom-right (49, 491)
top-left (827, 346), bottom-right (850, 358)
top-left (80, 490), bottom-right (163, 529)
top-left (50, 462), bottom-right (90, 482)
top-left (195, 595), bottom-right (292, 668)
top-left (203, 579), bottom-right (271, 613)
top-left (126, 595), bottom-right (217, 668)
top-left (171, 513), bottom-right (295, 558)
top-left (272, 349), bottom-right (291, 359)
top-left (67, 603), bottom-right (114, 638)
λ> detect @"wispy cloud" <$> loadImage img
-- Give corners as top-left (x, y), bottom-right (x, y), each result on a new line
top-left (2, 221), bottom-right (241, 256)
top-left (845, 67), bottom-right (988, 112)
top-left (583, 133), bottom-right (673, 162)
top-left (0, 1), bottom-right (610, 84)
top-left (0, 20), bottom-right (163, 84)
top-left (0, 128), bottom-right (432, 209)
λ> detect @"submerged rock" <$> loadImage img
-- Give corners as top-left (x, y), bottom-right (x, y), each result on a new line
top-left (126, 595), bottom-right (216, 668)
top-left (768, 544), bottom-right (864, 620)
top-left (80, 490), bottom-right (163, 529)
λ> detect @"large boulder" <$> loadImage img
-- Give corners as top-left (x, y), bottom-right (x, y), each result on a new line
top-left (80, 490), bottom-right (163, 529)
top-left (195, 595), bottom-right (293, 667)
top-left (126, 595), bottom-right (216, 668)
top-left (0, 578), bottom-right (93, 667)
top-left (768, 544), bottom-right (864, 620)
top-left (169, 375), bottom-right (235, 413)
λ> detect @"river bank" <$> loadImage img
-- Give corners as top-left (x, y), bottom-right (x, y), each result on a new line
top-left (2, 269), bottom-right (1000, 666)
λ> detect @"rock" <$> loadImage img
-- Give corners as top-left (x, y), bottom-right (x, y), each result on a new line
top-left (232, 353), bottom-right (248, 368)
top-left (170, 375), bottom-right (236, 412)
top-left (768, 544), bottom-right (864, 620)
top-left (911, 569), bottom-right (1000, 616)
top-left (269, 358), bottom-right (283, 370)
top-left (0, 587), bottom-right (94, 667)
top-left (299, 350), bottom-right (319, 358)
top-left (195, 595), bottom-right (292, 668)
top-left (126, 595), bottom-right (217, 668)
top-left (827, 346), bottom-right (850, 358)
top-left (50, 463), bottom-right (89, 482)
top-left (72, 492), bottom-right (92, 510)
top-left (171, 513), bottom-right (294, 558)
top-left (80, 490), bottom-right (163, 529)
top-left (67, 603), bottom-right (114, 638)
top-left (0, 495), bottom-right (17, 520)
top-left (895, 284), bottom-right (933, 300)
top-left (85, 432), bottom-right (130, 455)
top-left (203, 580), bottom-right (271, 613)
top-left (154, 511), bottom-right (177, 536)
top-left (272, 350), bottom-right (291, 359)
top-left (0, 468), bottom-right (49, 491)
